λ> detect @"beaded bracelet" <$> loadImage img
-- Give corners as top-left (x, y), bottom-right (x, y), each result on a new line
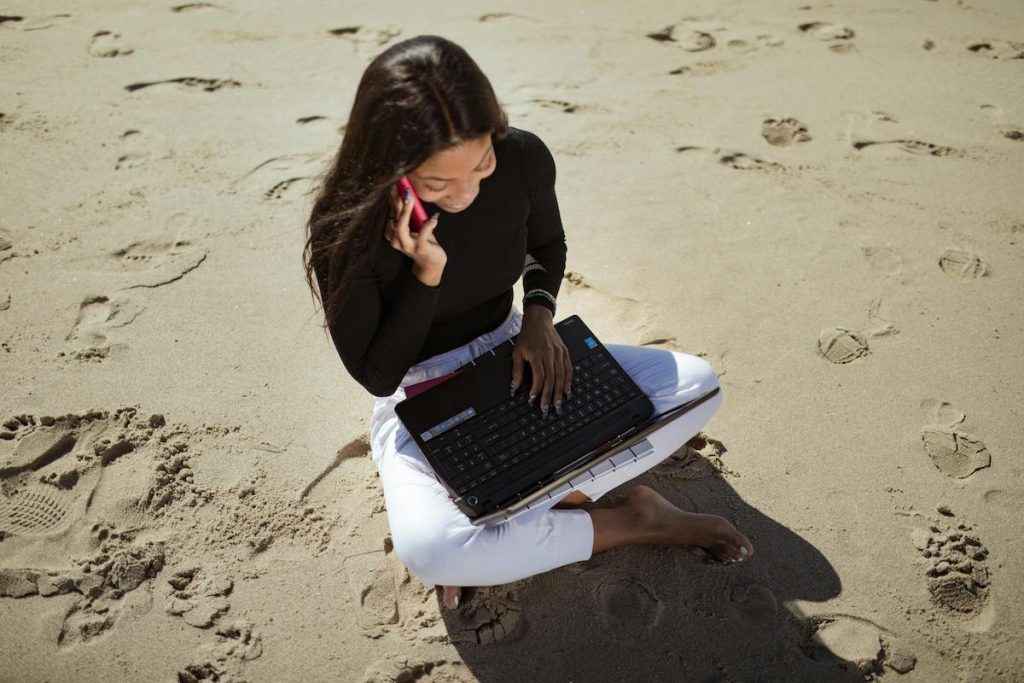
top-left (523, 288), bottom-right (557, 315)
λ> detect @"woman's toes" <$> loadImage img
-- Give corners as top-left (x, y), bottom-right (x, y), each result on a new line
top-left (442, 585), bottom-right (462, 610)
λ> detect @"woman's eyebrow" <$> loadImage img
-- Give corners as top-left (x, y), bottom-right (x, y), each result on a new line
top-left (418, 144), bottom-right (493, 181)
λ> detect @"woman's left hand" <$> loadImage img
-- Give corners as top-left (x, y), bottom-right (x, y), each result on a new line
top-left (511, 306), bottom-right (573, 417)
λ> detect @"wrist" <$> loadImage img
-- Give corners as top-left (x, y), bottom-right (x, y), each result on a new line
top-left (523, 302), bottom-right (554, 321)
top-left (523, 288), bottom-right (557, 317)
top-left (413, 263), bottom-right (443, 287)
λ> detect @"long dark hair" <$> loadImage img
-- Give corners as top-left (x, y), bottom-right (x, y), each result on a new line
top-left (302, 35), bottom-right (509, 332)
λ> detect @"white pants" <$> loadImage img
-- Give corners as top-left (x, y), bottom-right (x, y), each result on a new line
top-left (369, 304), bottom-right (723, 587)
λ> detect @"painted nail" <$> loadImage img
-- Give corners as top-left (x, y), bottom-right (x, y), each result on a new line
top-left (510, 380), bottom-right (518, 397)
top-left (739, 546), bottom-right (749, 557)
top-left (404, 187), bottom-right (411, 201)
top-left (555, 399), bottom-right (563, 415)
top-left (541, 405), bottom-right (549, 419)
top-left (453, 593), bottom-right (459, 608)
top-left (528, 394), bottom-right (536, 406)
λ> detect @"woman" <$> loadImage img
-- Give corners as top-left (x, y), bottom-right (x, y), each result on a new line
top-left (302, 35), bottom-right (753, 612)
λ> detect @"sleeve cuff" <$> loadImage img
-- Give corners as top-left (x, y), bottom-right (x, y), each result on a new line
top-left (523, 289), bottom-right (556, 315)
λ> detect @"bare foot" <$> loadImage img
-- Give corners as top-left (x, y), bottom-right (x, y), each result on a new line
top-left (442, 584), bottom-right (462, 610)
top-left (624, 484), bottom-right (754, 562)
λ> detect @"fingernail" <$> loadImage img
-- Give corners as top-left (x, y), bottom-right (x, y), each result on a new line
top-left (528, 394), bottom-right (536, 406)
top-left (739, 546), bottom-right (749, 557)
top-left (431, 211), bottom-right (439, 222)
top-left (510, 380), bottom-right (518, 397)
top-left (555, 400), bottom-right (563, 415)
top-left (404, 187), bottom-right (411, 200)
top-left (566, 388), bottom-right (573, 399)
top-left (453, 593), bottom-right (459, 608)
top-left (541, 405), bottom-right (549, 419)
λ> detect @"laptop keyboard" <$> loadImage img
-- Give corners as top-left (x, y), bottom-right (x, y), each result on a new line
top-left (424, 349), bottom-right (642, 493)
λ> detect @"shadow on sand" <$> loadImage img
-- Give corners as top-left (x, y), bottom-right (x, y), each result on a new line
top-left (439, 441), bottom-right (868, 682)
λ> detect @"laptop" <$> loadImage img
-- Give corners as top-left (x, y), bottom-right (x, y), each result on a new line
top-left (394, 315), bottom-right (721, 526)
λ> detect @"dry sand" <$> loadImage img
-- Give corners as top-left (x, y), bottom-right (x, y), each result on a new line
top-left (2, 0), bottom-right (1023, 681)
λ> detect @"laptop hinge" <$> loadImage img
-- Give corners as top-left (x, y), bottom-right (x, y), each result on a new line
top-left (610, 426), bottom-right (638, 447)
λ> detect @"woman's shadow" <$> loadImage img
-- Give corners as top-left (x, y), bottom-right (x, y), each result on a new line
top-left (439, 437), bottom-right (869, 682)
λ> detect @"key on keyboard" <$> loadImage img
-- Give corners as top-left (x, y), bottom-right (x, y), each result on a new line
top-left (425, 349), bottom-right (641, 493)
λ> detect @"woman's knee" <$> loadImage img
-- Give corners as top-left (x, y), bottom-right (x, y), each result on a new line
top-left (388, 507), bottom-right (476, 585)
top-left (390, 518), bottom-right (448, 583)
top-left (675, 352), bottom-right (721, 397)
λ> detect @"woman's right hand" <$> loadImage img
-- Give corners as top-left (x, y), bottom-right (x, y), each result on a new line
top-left (386, 184), bottom-right (447, 275)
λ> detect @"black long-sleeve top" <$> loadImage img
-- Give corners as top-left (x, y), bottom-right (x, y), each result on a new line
top-left (313, 126), bottom-right (567, 398)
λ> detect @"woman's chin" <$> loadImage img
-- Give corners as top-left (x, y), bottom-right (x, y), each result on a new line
top-left (440, 198), bottom-right (476, 213)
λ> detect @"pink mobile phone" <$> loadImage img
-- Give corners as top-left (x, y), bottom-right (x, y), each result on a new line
top-left (396, 175), bottom-right (428, 235)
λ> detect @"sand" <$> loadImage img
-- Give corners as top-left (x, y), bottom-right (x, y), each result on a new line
top-left (1, 0), bottom-right (1022, 681)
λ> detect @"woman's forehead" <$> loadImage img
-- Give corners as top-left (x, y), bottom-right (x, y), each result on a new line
top-left (416, 135), bottom-right (492, 180)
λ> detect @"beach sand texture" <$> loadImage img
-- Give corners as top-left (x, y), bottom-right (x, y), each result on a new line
top-left (2, 0), bottom-right (1023, 681)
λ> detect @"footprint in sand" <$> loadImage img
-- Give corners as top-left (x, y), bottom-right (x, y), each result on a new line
top-left (0, 481), bottom-right (83, 537)
top-left (676, 146), bottom-right (785, 171)
top-left (0, 228), bottom-right (18, 268)
top-left (478, 12), bottom-right (539, 23)
top-left (529, 98), bottom-right (582, 114)
top-left (68, 222), bottom-right (208, 290)
top-left (0, 409), bottom-right (162, 535)
top-left (920, 428), bottom-right (991, 478)
top-left (0, 528), bottom-right (165, 648)
top-left (87, 30), bottom-right (134, 58)
top-left (762, 118), bottom-right (812, 146)
top-left (0, 410), bottom-right (174, 644)
top-left (729, 582), bottom-right (778, 624)
top-left (593, 574), bottom-right (663, 629)
top-left (982, 488), bottom-right (1016, 513)
top-left (798, 21), bottom-right (855, 41)
top-left (0, 13), bottom-right (73, 31)
top-left (797, 21), bottom-right (856, 52)
top-left (967, 40), bottom-right (1024, 60)
top-left (110, 239), bottom-right (207, 286)
top-left (816, 328), bottom-right (869, 364)
top-left (170, 2), bottom-right (231, 12)
top-left (297, 115), bottom-right (346, 135)
top-left (327, 25), bottom-right (401, 51)
top-left (725, 34), bottom-right (785, 52)
top-left (343, 550), bottom-right (399, 630)
top-left (124, 77), bottom-right (242, 93)
top-left (646, 25), bottom-right (716, 52)
top-left (228, 152), bottom-right (325, 201)
top-left (938, 248), bottom-right (987, 281)
top-left (59, 540), bottom-right (166, 647)
top-left (447, 585), bottom-right (524, 645)
top-left (860, 244), bottom-right (904, 276)
top-left (178, 619), bottom-right (264, 682)
top-left (806, 613), bottom-right (918, 676)
top-left (62, 294), bottom-right (145, 361)
top-left (165, 566), bottom-right (234, 628)
top-left (558, 271), bottom-right (684, 348)
top-left (653, 434), bottom-right (735, 481)
top-left (114, 129), bottom-right (152, 170)
top-left (852, 138), bottom-right (960, 157)
top-left (817, 294), bottom-right (899, 364)
top-left (997, 126), bottom-right (1024, 141)
top-left (361, 656), bottom-right (474, 683)
top-left (918, 399), bottom-right (991, 479)
top-left (912, 517), bottom-right (993, 621)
